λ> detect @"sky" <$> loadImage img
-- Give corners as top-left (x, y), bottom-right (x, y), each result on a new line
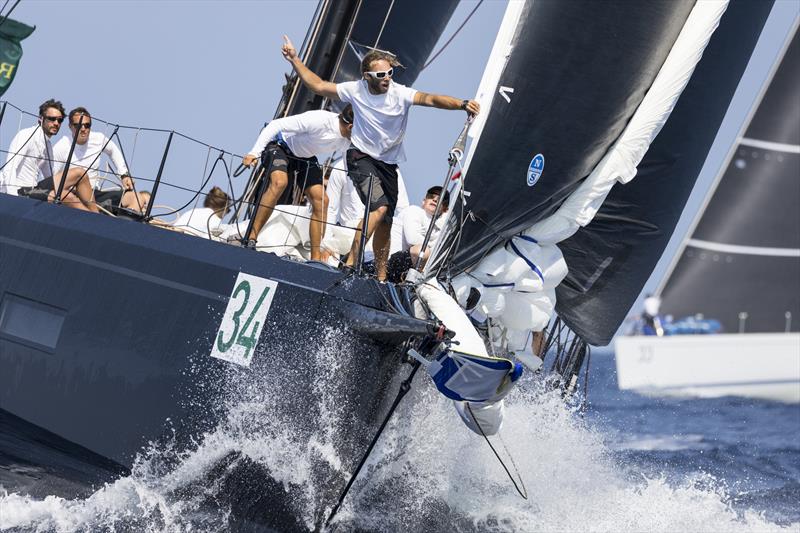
top-left (1, 0), bottom-right (506, 207)
top-left (2, 0), bottom-right (798, 337)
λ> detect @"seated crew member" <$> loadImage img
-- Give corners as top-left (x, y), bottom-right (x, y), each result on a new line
top-left (281, 35), bottom-right (479, 280)
top-left (386, 186), bottom-right (448, 281)
top-left (52, 107), bottom-right (136, 208)
top-left (0, 99), bottom-right (97, 212)
top-left (172, 186), bottom-right (231, 237)
top-left (241, 105), bottom-right (354, 260)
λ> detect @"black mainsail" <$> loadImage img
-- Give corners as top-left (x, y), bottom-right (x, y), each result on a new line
top-left (555, 0), bottom-right (777, 345)
top-left (433, 0), bottom-right (697, 274)
top-left (657, 22), bottom-right (800, 335)
top-left (430, 0), bottom-right (775, 347)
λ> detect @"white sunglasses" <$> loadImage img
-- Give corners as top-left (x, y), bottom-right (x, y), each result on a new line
top-left (366, 68), bottom-right (394, 79)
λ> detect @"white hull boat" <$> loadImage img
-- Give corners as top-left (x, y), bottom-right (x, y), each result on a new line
top-left (615, 333), bottom-right (800, 403)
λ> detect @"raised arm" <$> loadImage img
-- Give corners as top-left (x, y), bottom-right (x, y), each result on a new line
top-left (282, 35), bottom-right (339, 100)
top-left (413, 92), bottom-right (480, 117)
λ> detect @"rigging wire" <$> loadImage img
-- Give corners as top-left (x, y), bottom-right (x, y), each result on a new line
top-left (372, 0), bottom-right (395, 49)
top-left (0, 0), bottom-right (21, 29)
top-left (421, 0), bottom-right (484, 72)
top-left (0, 0), bottom-right (11, 19)
top-left (466, 402), bottom-right (528, 500)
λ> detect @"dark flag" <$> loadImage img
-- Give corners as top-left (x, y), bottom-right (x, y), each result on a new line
top-left (0, 17), bottom-right (35, 97)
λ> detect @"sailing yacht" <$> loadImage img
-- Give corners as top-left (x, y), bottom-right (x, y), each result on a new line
top-left (615, 21), bottom-right (800, 403)
top-left (0, 0), bottom-right (781, 528)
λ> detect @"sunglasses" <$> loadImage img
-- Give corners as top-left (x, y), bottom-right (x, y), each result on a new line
top-left (71, 122), bottom-right (92, 129)
top-left (366, 68), bottom-right (393, 79)
top-left (43, 116), bottom-right (64, 123)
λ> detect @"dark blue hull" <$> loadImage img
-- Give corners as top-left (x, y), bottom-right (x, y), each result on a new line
top-left (0, 194), bottom-right (431, 527)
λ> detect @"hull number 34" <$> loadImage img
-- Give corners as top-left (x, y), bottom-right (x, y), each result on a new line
top-left (210, 273), bottom-right (278, 367)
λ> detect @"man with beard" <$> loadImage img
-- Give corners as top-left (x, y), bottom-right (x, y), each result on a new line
top-left (281, 36), bottom-right (479, 280)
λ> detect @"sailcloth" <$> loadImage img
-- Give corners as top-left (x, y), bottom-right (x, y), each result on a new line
top-left (427, 0), bottom-right (774, 354)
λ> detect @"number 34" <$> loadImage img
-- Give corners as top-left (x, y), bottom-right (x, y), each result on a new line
top-left (216, 280), bottom-right (271, 361)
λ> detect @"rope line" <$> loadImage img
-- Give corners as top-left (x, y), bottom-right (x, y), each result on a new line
top-left (421, 0), bottom-right (484, 71)
top-left (465, 402), bottom-right (528, 500)
top-left (0, 0), bottom-right (21, 29)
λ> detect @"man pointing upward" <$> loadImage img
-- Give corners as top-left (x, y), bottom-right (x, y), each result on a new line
top-left (281, 35), bottom-right (479, 280)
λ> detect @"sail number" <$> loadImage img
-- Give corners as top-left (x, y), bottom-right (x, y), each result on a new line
top-left (210, 273), bottom-right (278, 367)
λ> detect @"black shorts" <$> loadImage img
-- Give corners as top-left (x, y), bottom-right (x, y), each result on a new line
top-left (262, 142), bottom-right (322, 204)
top-left (387, 250), bottom-right (413, 283)
top-left (346, 148), bottom-right (399, 218)
top-left (17, 176), bottom-right (54, 200)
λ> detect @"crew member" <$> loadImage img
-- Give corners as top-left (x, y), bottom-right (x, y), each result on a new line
top-left (242, 105), bottom-right (354, 260)
top-left (281, 35), bottom-right (479, 279)
top-left (52, 106), bottom-right (136, 208)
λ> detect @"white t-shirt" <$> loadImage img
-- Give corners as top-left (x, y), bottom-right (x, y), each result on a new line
top-left (172, 207), bottom-right (222, 238)
top-left (247, 110), bottom-right (350, 159)
top-left (395, 205), bottom-right (443, 254)
top-left (0, 125), bottom-right (55, 194)
top-left (336, 80), bottom-right (417, 164)
top-left (52, 131), bottom-right (129, 190)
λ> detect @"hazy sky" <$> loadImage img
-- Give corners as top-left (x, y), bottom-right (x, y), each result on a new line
top-left (2, 0), bottom-right (798, 331)
top-left (2, 0), bottom-right (505, 207)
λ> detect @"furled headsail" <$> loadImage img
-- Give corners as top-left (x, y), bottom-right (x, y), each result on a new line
top-left (428, 0), bottom-right (775, 352)
top-left (657, 21), bottom-right (800, 335)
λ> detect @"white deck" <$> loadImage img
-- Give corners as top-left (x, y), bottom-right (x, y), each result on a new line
top-left (614, 333), bottom-right (800, 403)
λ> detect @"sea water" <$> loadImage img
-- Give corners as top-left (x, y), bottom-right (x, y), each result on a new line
top-left (1, 348), bottom-right (798, 532)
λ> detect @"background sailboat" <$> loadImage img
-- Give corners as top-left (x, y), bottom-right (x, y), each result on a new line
top-left (615, 20), bottom-right (800, 403)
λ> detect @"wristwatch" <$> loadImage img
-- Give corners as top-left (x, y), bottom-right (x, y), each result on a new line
top-left (460, 99), bottom-right (469, 110)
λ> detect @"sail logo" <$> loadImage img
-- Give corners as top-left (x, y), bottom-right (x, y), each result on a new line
top-left (527, 154), bottom-right (544, 186)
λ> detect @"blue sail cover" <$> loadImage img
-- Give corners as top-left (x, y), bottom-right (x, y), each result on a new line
top-left (424, 350), bottom-right (522, 403)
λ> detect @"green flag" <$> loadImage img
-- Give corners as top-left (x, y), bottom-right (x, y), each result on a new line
top-left (0, 17), bottom-right (35, 97)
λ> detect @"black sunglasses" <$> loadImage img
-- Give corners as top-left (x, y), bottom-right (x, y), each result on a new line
top-left (43, 116), bottom-right (64, 123)
top-left (72, 122), bottom-right (92, 129)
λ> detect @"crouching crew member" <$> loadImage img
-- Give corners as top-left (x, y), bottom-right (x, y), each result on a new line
top-left (242, 105), bottom-right (353, 260)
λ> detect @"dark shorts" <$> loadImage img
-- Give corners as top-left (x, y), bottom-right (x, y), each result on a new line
top-left (262, 142), bottom-right (322, 204)
top-left (346, 148), bottom-right (399, 219)
top-left (387, 250), bottom-right (413, 283)
top-left (17, 176), bottom-right (54, 200)
top-left (94, 188), bottom-right (124, 206)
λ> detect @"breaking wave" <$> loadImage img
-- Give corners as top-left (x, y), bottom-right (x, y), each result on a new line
top-left (1, 331), bottom-right (796, 532)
